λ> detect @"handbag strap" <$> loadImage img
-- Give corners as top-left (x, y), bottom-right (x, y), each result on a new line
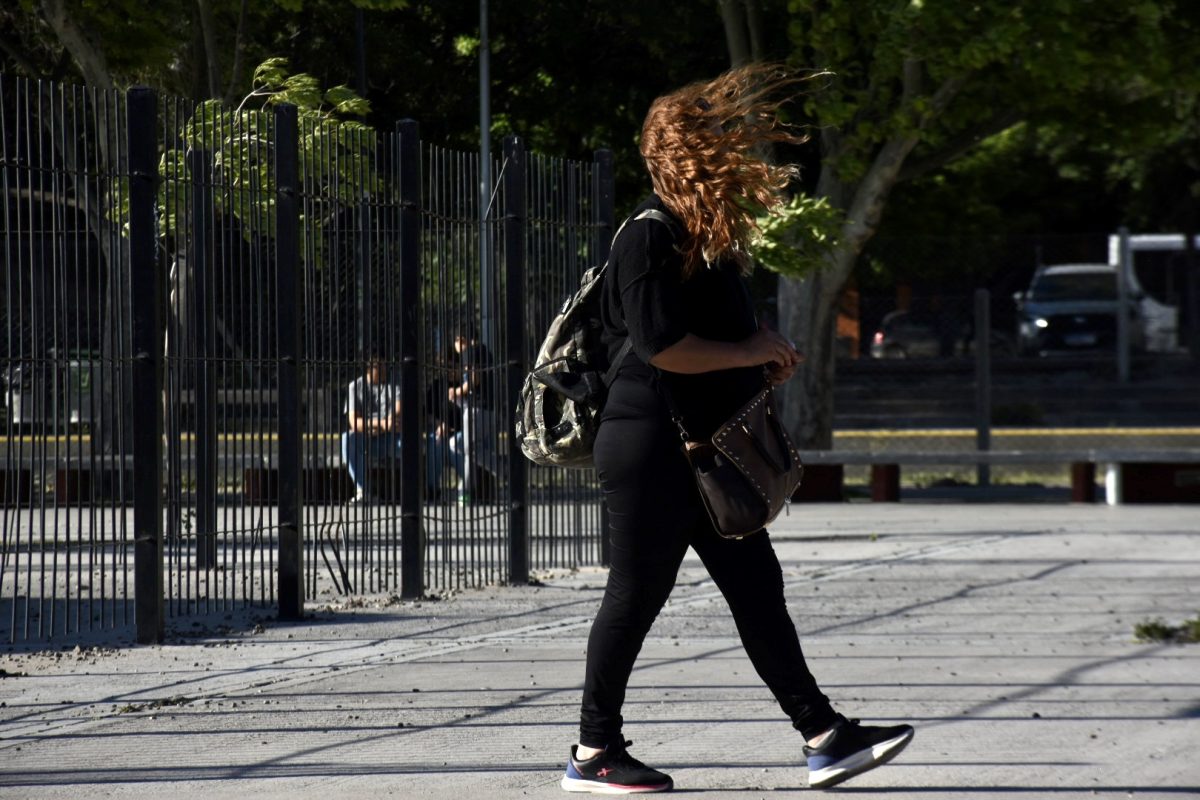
top-left (654, 371), bottom-right (692, 442)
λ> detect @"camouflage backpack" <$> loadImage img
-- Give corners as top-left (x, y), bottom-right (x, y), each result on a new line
top-left (515, 209), bottom-right (677, 468)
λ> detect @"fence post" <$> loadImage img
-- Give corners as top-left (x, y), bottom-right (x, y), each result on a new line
top-left (504, 135), bottom-right (529, 585)
top-left (1186, 223), bottom-right (1199, 360)
top-left (397, 119), bottom-right (424, 599)
top-left (188, 149), bottom-right (218, 568)
top-left (127, 87), bottom-right (163, 644)
top-left (594, 149), bottom-right (615, 567)
top-left (1116, 226), bottom-right (1132, 383)
top-left (275, 104), bottom-right (303, 620)
top-left (974, 289), bottom-right (991, 489)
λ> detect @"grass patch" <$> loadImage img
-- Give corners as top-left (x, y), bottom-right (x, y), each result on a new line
top-left (1133, 616), bottom-right (1200, 644)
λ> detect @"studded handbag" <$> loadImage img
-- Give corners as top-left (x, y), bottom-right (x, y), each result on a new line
top-left (674, 384), bottom-right (805, 539)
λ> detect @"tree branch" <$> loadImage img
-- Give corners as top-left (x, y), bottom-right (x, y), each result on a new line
top-left (925, 73), bottom-right (967, 120)
top-left (39, 0), bottom-right (113, 89)
top-left (718, 0), bottom-right (751, 68)
top-left (196, 0), bottom-right (221, 98)
top-left (744, 0), bottom-right (765, 63)
top-left (223, 0), bottom-right (250, 105)
top-left (901, 57), bottom-right (922, 104)
top-left (898, 107), bottom-right (1024, 182)
top-left (819, 130), bottom-right (920, 310)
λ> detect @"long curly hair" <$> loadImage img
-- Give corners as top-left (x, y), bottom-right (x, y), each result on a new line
top-left (640, 64), bottom-right (812, 278)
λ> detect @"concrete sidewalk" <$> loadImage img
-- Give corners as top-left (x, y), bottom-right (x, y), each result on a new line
top-left (2, 504), bottom-right (1198, 799)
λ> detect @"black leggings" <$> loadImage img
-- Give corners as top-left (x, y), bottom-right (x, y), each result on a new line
top-left (579, 377), bottom-right (837, 747)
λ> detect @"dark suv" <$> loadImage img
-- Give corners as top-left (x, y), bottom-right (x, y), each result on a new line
top-left (1014, 264), bottom-right (1144, 356)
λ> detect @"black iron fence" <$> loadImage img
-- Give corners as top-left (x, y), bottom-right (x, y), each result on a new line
top-left (835, 231), bottom-right (1200, 487)
top-left (1, 75), bottom-right (611, 643)
top-left (8, 75), bottom-right (1195, 643)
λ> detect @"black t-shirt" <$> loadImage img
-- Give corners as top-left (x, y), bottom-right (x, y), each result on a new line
top-left (600, 194), bottom-right (763, 438)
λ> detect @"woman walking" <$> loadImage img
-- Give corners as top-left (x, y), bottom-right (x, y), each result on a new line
top-left (561, 65), bottom-right (914, 794)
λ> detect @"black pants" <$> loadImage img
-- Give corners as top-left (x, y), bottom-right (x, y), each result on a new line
top-left (579, 378), bottom-right (837, 748)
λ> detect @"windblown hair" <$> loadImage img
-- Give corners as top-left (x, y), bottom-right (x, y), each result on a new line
top-left (640, 63), bottom-right (812, 278)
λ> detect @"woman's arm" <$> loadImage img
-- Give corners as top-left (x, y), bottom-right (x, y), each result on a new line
top-left (649, 328), bottom-right (802, 375)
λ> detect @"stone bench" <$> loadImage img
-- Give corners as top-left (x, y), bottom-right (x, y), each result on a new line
top-left (791, 449), bottom-right (1200, 504)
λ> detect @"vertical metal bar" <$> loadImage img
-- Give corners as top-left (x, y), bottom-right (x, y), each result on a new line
top-left (1186, 227), bottom-right (1199, 359)
top-left (479, 1), bottom-right (494, 357)
top-left (397, 119), bottom-right (424, 599)
top-left (503, 136), bottom-right (528, 585)
top-left (566, 162), bottom-right (582, 565)
top-left (594, 149), bottom-right (614, 567)
top-left (189, 149), bottom-right (218, 568)
top-left (275, 104), bottom-right (303, 620)
top-left (127, 87), bottom-right (163, 644)
top-left (1, 75), bottom-right (19, 642)
top-left (1117, 226), bottom-right (1131, 383)
top-left (49, 78), bottom-right (64, 637)
top-left (974, 289), bottom-right (991, 489)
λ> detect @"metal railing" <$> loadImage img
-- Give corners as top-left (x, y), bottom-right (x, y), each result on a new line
top-left (1, 75), bottom-right (612, 643)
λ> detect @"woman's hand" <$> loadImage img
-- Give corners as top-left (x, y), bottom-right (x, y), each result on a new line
top-left (740, 326), bottom-right (802, 369)
top-left (765, 361), bottom-right (799, 385)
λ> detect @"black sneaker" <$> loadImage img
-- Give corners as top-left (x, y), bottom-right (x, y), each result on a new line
top-left (561, 740), bottom-right (673, 794)
top-left (803, 715), bottom-right (914, 789)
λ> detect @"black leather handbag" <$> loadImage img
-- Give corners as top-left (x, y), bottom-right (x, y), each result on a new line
top-left (674, 384), bottom-right (805, 539)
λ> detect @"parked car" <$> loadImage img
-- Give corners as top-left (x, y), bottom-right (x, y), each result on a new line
top-left (870, 310), bottom-right (962, 358)
top-left (870, 310), bottom-right (1013, 359)
top-left (1014, 264), bottom-right (1144, 356)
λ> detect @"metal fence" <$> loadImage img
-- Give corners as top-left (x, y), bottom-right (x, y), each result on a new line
top-left (8, 75), bottom-right (1195, 644)
top-left (834, 232), bottom-right (1200, 487)
top-left (1, 76), bottom-right (136, 641)
top-left (1, 75), bottom-right (612, 643)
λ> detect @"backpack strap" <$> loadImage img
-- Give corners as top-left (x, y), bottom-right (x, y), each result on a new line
top-left (633, 208), bottom-right (678, 231)
top-left (602, 208), bottom-right (680, 387)
top-left (603, 339), bottom-right (634, 387)
top-left (610, 208), bottom-right (681, 247)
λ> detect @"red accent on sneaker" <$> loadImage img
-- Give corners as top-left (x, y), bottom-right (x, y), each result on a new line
top-left (597, 767), bottom-right (612, 777)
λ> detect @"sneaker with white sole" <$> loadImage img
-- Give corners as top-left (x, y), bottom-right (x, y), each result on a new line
top-left (561, 740), bottom-right (673, 794)
top-left (803, 715), bottom-right (914, 789)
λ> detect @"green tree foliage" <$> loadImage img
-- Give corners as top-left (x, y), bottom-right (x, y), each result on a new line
top-left (5, 0), bottom-right (1198, 449)
top-left (765, 0), bottom-right (1200, 446)
top-left (751, 193), bottom-right (841, 277)
top-left (1, 0), bottom-right (407, 100)
top-left (158, 59), bottom-right (378, 244)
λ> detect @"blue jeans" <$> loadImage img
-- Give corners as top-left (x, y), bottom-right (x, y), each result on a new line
top-left (340, 431), bottom-right (401, 493)
top-left (427, 430), bottom-right (464, 494)
top-left (343, 431), bottom-right (452, 496)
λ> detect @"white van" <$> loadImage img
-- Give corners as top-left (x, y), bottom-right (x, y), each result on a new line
top-left (1107, 233), bottom-right (1198, 353)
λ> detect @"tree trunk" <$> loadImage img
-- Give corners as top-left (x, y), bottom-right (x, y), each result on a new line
top-left (718, 0), bottom-right (752, 67)
top-left (777, 259), bottom-right (842, 449)
top-left (223, 0), bottom-right (250, 105)
top-left (39, 0), bottom-right (114, 90)
top-left (778, 132), bottom-right (922, 448)
top-left (195, 0), bottom-right (222, 98)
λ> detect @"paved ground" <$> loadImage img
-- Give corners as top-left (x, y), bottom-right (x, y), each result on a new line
top-left (2, 503), bottom-right (1198, 799)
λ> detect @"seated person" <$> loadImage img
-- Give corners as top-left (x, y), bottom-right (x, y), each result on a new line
top-left (341, 356), bottom-right (401, 502)
top-left (447, 328), bottom-right (499, 503)
top-left (426, 398), bottom-right (463, 503)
